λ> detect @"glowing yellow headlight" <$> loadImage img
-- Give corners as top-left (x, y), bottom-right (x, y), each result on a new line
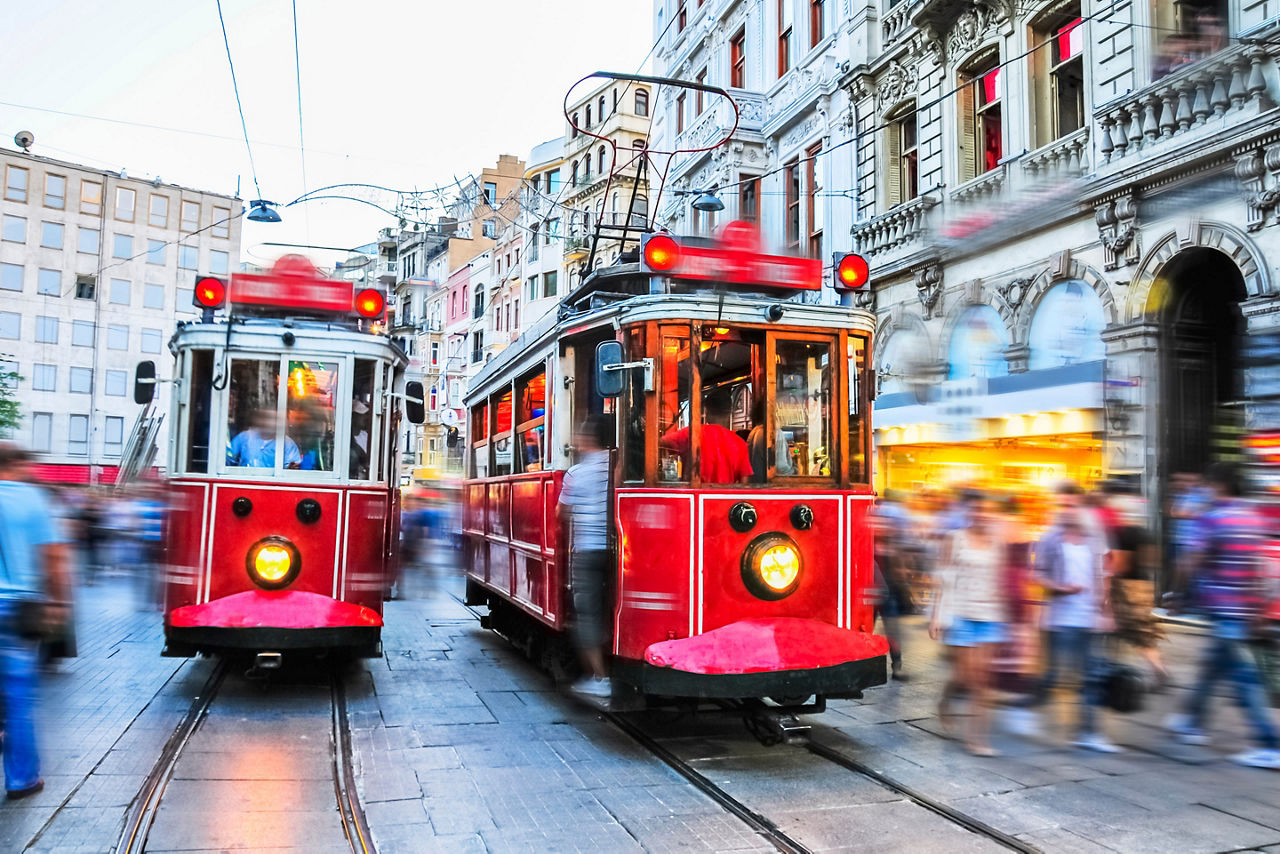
top-left (758, 543), bottom-right (801, 592)
top-left (246, 538), bottom-right (300, 589)
top-left (254, 545), bottom-right (293, 583)
top-left (741, 533), bottom-right (803, 600)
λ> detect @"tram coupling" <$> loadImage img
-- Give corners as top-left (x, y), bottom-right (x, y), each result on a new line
top-left (740, 697), bottom-right (825, 746)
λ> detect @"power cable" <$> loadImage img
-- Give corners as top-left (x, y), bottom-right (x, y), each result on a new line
top-left (215, 0), bottom-right (263, 201)
top-left (291, 0), bottom-right (310, 237)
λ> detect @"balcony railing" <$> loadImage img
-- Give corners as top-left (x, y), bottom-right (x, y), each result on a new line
top-left (1097, 43), bottom-right (1272, 165)
top-left (853, 194), bottom-right (937, 258)
top-left (950, 165), bottom-right (1007, 206)
top-left (1022, 126), bottom-right (1090, 181)
top-left (882, 0), bottom-right (921, 46)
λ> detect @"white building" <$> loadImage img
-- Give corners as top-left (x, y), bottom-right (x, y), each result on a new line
top-left (1, 145), bottom-right (241, 482)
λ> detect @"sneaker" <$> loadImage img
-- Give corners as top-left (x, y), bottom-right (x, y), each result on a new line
top-left (1072, 732), bottom-right (1123, 754)
top-left (1164, 714), bottom-right (1211, 745)
top-left (1230, 748), bottom-right (1280, 769)
top-left (570, 677), bottom-right (612, 699)
top-left (6, 780), bottom-right (43, 800)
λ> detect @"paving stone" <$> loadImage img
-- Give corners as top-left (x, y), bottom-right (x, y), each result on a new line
top-left (776, 800), bottom-right (1007, 853)
top-left (617, 812), bottom-right (774, 852)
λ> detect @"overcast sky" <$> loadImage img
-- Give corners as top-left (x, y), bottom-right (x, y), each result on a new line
top-left (0, 0), bottom-right (653, 267)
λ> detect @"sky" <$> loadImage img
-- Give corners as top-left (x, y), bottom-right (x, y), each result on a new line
top-left (0, 0), bottom-right (654, 267)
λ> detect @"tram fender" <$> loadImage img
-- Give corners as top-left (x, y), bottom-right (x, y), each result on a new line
top-left (168, 590), bottom-right (384, 630)
top-left (643, 617), bottom-right (888, 675)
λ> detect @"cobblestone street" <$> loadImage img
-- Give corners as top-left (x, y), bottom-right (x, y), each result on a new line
top-left (3, 559), bottom-right (1280, 853)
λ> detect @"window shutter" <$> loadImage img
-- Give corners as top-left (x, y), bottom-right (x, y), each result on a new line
top-left (957, 77), bottom-right (977, 184)
top-left (885, 125), bottom-right (902, 208)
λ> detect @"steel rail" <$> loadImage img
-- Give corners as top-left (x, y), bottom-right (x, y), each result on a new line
top-left (331, 670), bottom-right (376, 854)
top-left (115, 659), bottom-right (229, 854)
top-left (602, 710), bottom-right (812, 854)
top-left (803, 739), bottom-right (1041, 854)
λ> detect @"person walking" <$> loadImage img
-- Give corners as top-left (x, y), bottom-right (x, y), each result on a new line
top-left (930, 491), bottom-right (1009, 756)
top-left (558, 415), bottom-right (613, 699)
top-left (1032, 489), bottom-right (1122, 754)
top-left (0, 443), bottom-right (73, 799)
top-left (1166, 463), bottom-right (1280, 768)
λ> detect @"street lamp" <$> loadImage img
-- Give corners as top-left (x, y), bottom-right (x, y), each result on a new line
top-left (246, 200), bottom-right (282, 222)
top-left (691, 190), bottom-right (724, 212)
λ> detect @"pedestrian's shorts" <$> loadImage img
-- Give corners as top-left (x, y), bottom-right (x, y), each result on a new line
top-left (570, 549), bottom-right (611, 651)
top-left (946, 618), bottom-right (1007, 648)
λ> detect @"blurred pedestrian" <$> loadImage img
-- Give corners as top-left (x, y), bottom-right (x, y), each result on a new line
top-left (1031, 486), bottom-right (1121, 753)
top-left (0, 443), bottom-right (73, 799)
top-left (930, 491), bottom-right (1009, 756)
top-left (1168, 472), bottom-right (1211, 613)
top-left (1105, 484), bottom-right (1169, 690)
top-left (134, 486), bottom-right (165, 611)
top-left (558, 414), bottom-right (612, 699)
top-left (1166, 462), bottom-right (1280, 769)
top-left (872, 502), bottom-right (911, 681)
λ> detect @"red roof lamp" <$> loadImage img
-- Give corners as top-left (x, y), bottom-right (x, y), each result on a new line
top-left (834, 253), bottom-right (870, 291)
top-left (194, 276), bottom-right (227, 308)
top-left (642, 233), bottom-right (681, 273)
top-left (354, 288), bottom-right (385, 318)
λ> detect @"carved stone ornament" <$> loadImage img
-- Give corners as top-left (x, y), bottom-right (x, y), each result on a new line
top-left (854, 288), bottom-right (875, 310)
top-left (877, 61), bottom-right (917, 109)
top-left (915, 264), bottom-right (943, 319)
top-left (947, 5), bottom-right (993, 60)
top-left (999, 276), bottom-right (1034, 311)
top-left (1096, 195), bottom-right (1139, 271)
top-left (1235, 144), bottom-right (1280, 232)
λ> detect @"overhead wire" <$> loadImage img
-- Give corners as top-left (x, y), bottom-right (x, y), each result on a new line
top-left (214, 0), bottom-right (263, 201)
top-left (290, 0), bottom-right (310, 238)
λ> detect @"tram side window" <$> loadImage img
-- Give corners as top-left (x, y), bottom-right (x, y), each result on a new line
top-left (492, 388), bottom-right (514, 477)
top-left (287, 360), bottom-right (339, 472)
top-left (226, 359), bottom-right (292, 469)
top-left (186, 349), bottom-right (214, 473)
top-left (622, 326), bottom-right (646, 482)
top-left (516, 367), bottom-right (546, 473)
top-left (470, 402), bottom-right (489, 478)
top-left (657, 327), bottom-right (691, 482)
top-left (848, 336), bottom-right (869, 483)
top-left (350, 360), bottom-right (375, 479)
top-left (775, 340), bottom-right (834, 478)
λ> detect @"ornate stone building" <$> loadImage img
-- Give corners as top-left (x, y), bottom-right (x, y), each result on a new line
top-left (653, 0), bottom-right (1280, 533)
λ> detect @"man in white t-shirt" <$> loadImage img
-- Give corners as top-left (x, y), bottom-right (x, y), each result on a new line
top-left (1032, 489), bottom-right (1120, 754)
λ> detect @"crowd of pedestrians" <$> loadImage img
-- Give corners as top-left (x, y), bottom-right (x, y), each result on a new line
top-left (873, 462), bottom-right (1280, 768)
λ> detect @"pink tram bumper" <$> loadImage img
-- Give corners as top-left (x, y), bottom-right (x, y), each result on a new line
top-left (166, 590), bottom-right (382, 655)
top-left (620, 617), bottom-right (889, 699)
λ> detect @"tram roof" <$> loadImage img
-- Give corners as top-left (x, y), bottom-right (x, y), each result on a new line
top-left (465, 264), bottom-right (874, 405)
top-left (170, 317), bottom-right (408, 366)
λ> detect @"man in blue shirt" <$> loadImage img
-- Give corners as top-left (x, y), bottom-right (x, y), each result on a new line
top-left (0, 443), bottom-right (72, 799)
top-left (227, 409), bottom-right (301, 469)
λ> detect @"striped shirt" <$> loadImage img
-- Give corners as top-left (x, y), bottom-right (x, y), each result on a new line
top-left (559, 450), bottom-right (610, 551)
top-left (1198, 498), bottom-right (1266, 621)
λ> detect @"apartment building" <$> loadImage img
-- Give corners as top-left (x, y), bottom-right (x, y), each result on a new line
top-left (0, 145), bottom-right (241, 482)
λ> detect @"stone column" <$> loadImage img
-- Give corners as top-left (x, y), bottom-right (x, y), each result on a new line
top-left (1101, 321), bottom-right (1159, 490)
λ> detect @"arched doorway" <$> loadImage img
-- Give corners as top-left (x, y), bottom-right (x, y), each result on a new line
top-left (1159, 248), bottom-right (1248, 479)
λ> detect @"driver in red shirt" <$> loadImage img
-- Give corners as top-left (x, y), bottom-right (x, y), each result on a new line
top-left (660, 401), bottom-right (753, 484)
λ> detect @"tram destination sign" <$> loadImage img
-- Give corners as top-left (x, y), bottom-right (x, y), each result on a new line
top-left (641, 222), bottom-right (822, 291)
top-left (228, 254), bottom-right (354, 313)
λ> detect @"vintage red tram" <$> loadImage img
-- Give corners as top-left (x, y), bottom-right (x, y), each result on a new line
top-left (135, 255), bottom-right (423, 660)
top-left (463, 225), bottom-right (888, 719)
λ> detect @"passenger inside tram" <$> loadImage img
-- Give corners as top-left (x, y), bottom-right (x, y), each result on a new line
top-left (227, 408), bottom-right (302, 469)
top-left (286, 361), bottom-right (339, 471)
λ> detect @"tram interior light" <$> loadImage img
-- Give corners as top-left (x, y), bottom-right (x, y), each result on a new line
top-left (194, 276), bottom-right (227, 308)
top-left (354, 288), bottom-right (386, 318)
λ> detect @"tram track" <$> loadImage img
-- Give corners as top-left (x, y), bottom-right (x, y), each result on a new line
top-left (114, 659), bottom-right (376, 854)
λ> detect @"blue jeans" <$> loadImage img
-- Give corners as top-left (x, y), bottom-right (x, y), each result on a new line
top-left (1037, 627), bottom-right (1103, 734)
top-left (0, 600), bottom-right (41, 791)
top-left (1185, 620), bottom-right (1279, 750)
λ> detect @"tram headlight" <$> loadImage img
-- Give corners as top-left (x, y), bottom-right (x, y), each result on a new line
top-left (740, 533), bottom-right (802, 600)
top-left (246, 537), bottom-right (301, 590)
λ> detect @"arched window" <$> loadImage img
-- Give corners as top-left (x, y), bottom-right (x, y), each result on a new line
top-left (586, 104), bottom-right (593, 127)
top-left (598, 96), bottom-right (606, 120)
top-left (612, 88), bottom-right (619, 112)
top-left (948, 304), bottom-right (1009, 379)
top-left (571, 113), bottom-right (579, 138)
top-left (879, 328), bottom-right (927, 394)
top-left (598, 145), bottom-right (607, 174)
top-left (582, 156), bottom-right (590, 179)
top-left (571, 162), bottom-right (579, 186)
top-left (635, 88), bottom-right (649, 116)
top-left (1028, 280), bottom-right (1105, 369)
top-left (630, 195), bottom-right (648, 227)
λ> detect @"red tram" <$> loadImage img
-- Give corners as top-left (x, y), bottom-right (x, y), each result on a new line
top-left (136, 255), bottom-right (423, 660)
top-left (463, 225), bottom-right (888, 723)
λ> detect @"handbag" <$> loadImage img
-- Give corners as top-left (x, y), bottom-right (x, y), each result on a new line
top-left (16, 597), bottom-right (50, 641)
top-left (1101, 661), bottom-right (1146, 714)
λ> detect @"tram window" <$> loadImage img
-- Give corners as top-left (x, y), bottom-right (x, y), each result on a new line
top-left (516, 367), bottom-right (546, 473)
top-left (848, 336), bottom-right (869, 483)
top-left (774, 340), bottom-right (834, 478)
top-left (698, 327), bottom-right (761, 485)
top-left (186, 349), bottom-right (214, 473)
top-left (492, 388), bottom-right (514, 477)
top-left (351, 360), bottom-right (375, 479)
top-left (286, 360), bottom-right (339, 473)
top-left (657, 328), bottom-right (691, 482)
top-left (470, 402), bottom-right (489, 478)
top-left (622, 326), bottom-right (646, 482)
top-left (225, 359), bottom-right (290, 469)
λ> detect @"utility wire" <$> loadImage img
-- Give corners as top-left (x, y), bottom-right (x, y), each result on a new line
top-left (291, 0), bottom-right (309, 206)
top-left (215, 0), bottom-right (263, 201)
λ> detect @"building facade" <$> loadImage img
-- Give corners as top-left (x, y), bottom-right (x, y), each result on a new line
top-left (652, 1), bottom-right (1280, 535)
top-left (1, 146), bottom-right (242, 481)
